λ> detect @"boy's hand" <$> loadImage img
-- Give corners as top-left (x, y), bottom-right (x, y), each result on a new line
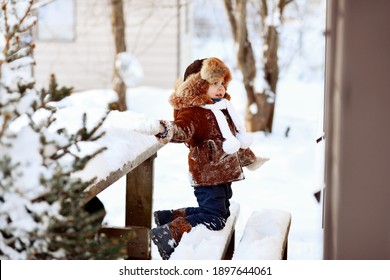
top-left (132, 119), bottom-right (162, 135)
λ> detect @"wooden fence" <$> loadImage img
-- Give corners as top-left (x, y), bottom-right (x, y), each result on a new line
top-left (83, 142), bottom-right (164, 259)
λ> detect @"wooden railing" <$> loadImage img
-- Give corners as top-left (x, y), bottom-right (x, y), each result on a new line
top-left (83, 142), bottom-right (164, 260)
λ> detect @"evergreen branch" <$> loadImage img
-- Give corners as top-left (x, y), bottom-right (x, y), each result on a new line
top-left (6, 45), bottom-right (35, 63)
top-left (72, 147), bottom-right (107, 172)
top-left (0, 111), bottom-right (11, 139)
top-left (1, 0), bottom-right (122, 260)
top-left (3, 0), bottom-right (34, 54)
top-left (46, 74), bottom-right (73, 102)
top-left (78, 111), bottom-right (109, 141)
top-left (2, 1), bottom-right (9, 36)
top-left (89, 131), bottom-right (106, 142)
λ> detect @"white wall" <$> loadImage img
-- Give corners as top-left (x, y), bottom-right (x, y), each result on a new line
top-left (33, 0), bottom-right (190, 91)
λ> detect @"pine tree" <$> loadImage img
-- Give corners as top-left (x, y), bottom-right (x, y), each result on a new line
top-left (42, 73), bottom-right (73, 102)
top-left (0, 0), bottom-right (125, 259)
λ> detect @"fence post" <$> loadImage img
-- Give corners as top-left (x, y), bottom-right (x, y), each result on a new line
top-left (125, 153), bottom-right (156, 259)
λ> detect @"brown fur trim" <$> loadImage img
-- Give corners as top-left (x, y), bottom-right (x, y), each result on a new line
top-left (172, 208), bottom-right (187, 220)
top-left (169, 73), bottom-right (213, 110)
top-left (169, 217), bottom-right (191, 243)
top-left (173, 78), bottom-right (184, 91)
top-left (201, 57), bottom-right (232, 86)
top-left (155, 120), bottom-right (174, 144)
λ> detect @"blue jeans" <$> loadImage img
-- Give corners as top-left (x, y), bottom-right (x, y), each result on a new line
top-left (185, 183), bottom-right (232, 230)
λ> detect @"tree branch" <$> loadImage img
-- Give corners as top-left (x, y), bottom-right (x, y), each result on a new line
top-left (223, 0), bottom-right (238, 42)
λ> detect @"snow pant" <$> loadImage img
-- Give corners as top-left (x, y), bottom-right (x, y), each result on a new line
top-left (185, 182), bottom-right (232, 231)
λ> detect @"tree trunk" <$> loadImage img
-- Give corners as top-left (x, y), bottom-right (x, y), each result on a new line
top-left (259, 25), bottom-right (279, 132)
top-left (224, 0), bottom-right (260, 132)
top-left (111, 0), bottom-right (127, 111)
top-left (223, 0), bottom-right (291, 133)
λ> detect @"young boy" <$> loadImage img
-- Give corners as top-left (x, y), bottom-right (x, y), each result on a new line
top-left (150, 58), bottom-right (267, 259)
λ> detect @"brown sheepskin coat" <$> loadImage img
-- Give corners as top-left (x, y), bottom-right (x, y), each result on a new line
top-left (156, 70), bottom-right (257, 187)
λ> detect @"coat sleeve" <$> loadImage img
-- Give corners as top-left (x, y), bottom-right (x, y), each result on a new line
top-left (155, 109), bottom-right (197, 144)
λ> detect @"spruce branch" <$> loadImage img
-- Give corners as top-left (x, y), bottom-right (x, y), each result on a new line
top-left (0, 111), bottom-right (11, 139)
top-left (77, 111), bottom-right (108, 142)
top-left (3, 0), bottom-right (34, 56)
top-left (6, 44), bottom-right (35, 63)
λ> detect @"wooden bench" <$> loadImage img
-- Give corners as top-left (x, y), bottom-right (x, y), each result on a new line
top-left (232, 209), bottom-right (291, 260)
top-left (83, 142), bottom-right (164, 260)
top-left (168, 202), bottom-right (240, 260)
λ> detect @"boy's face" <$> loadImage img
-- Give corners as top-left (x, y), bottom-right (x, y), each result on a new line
top-left (206, 78), bottom-right (226, 99)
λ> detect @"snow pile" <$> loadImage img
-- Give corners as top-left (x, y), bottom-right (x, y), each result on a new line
top-left (232, 209), bottom-right (291, 260)
top-left (51, 89), bottom-right (159, 182)
top-left (115, 52), bottom-right (144, 87)
top-left (170, 202), bottom-right (240, 260)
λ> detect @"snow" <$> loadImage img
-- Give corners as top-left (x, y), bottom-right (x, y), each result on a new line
top-left (50, 89), bottom-right (159, 182)
top-left (249, 103), bottom-right (258, 114)
top-left (115, 52), bottom-right (144, 87)
top-left (232, 209), bottom-right (291, 260)
top-left (170, 202), bottom-right (239, 260)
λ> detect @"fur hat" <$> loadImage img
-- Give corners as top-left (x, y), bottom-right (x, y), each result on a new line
top-left (184, 57), bottom-right (232, 85)
top-left (170, 57), bottom-right (232, 110)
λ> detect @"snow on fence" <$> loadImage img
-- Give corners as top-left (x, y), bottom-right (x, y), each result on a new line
top-left (232, 209), bottom-right (292, 260)
top-left (170, 202), bottom-right (240, 260)
top-left (169, 206), bottom-right (291, 260)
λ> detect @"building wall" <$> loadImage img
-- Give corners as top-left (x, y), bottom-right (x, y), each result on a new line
top-left (33, 0), bottom-right (190, 91)
top-left (324, 0), bottom-right (390, 259)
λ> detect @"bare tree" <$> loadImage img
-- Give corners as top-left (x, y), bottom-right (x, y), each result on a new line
top-left (110, 0), bottom-right (127, 111)
top-left (224, 0), bottom-right (292, 132)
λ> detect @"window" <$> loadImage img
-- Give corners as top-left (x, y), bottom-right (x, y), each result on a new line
top-left (37, 0), bottom-right (75, 41)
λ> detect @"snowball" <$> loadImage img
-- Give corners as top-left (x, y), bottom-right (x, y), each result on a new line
top-left (236, 132), bottom-right (253, 149)
top-left (223, 137), bottom-right (241, 154)
top-left (249, 103), bottom-right (258, 114)
top-left (115, 52), bottom-right (144, 87)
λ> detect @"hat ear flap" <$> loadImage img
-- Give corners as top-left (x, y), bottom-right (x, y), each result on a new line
top-left (169, 73), bottom-right (212, 109)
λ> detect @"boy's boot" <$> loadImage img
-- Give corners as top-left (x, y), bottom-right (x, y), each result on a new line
top-left (153, 208), bottom-right (187, 226)
top-left (150, 216), bottom-right (191, 260)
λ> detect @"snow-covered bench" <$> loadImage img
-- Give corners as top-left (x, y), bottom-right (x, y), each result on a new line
top-left (168, 202), bottom-right (240, 260)
top-left (232, 209), bottom-right (291, 260)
